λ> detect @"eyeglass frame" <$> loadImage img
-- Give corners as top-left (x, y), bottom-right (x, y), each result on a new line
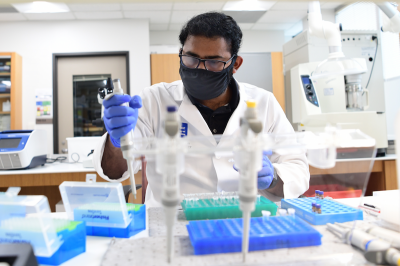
top-left (179, 49), bottom-right (237, 72)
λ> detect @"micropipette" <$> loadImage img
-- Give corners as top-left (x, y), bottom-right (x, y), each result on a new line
top-left (327, 223), bottom-right (400, 265)
top-left (158, 105), bottom-right (182, 263)
top-left (98, 78), bottom-right (138, 200)
top-left (235, 100), bottom-right (263, 262)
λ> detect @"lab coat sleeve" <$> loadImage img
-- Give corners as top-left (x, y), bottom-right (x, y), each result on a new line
top-left (92, 88), bottom-right (156, 183)
top-left (264, 94), bottom-right (310, 199)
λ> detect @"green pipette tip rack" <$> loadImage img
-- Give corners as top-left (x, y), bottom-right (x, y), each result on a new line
top-left (181, 192), bottom-right (278, 220)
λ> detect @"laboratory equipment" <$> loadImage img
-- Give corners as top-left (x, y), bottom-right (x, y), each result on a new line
top-left (281, 197), bottom-right (363, 225)
top-left (327, 223), bottom-right (400, 266)
top-left (233, 100), bottom-right (263, 262)
top-left (0, 130), bottom-right (47, 170)
top-left (157, 105), bottom-right (184, 263)
top-left (0, 193), bottom-right (85, 265)
top-left (59, 181), bottom-right (146, 238)
top-left (186, 216), bottom-right (322, 255)
top-left (181, 193), bottom-right (277, 220)
top-left (0, 243), bottom-right (38, 266)
top-left (282, 1), bottom-right (400, 154)
top-left (98, 78), bottom-right (138, 200)
top-left (289, 63), bottom-right (387, 154)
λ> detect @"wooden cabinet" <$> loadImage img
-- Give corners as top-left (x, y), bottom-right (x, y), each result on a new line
top-left (150, 54), bottom-right (181, 85)
top-left (0, 52), bottom-right (22, 130)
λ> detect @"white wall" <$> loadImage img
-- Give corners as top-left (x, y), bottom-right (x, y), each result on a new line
top-left (150, 30), bottom-right (286, 53)
top-left (0, 19), bottom-right (150, 154)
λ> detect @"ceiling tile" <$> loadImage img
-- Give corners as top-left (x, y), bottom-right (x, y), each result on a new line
top-left (223, 1), bottom-right (276, 11)
top-left (224, 11), bottom-right (266, 23)
top-left (270, 1), bottom-right (309, 10)
top-left (170, 10), bottom-right (203, 23)
top-left (67, 3), bottom-right (120, 12)
top-left (252, 22), bottom-right (294, 30)
top-left (150, 23), bottom-right (169, 31)
top-left (238, 23), bottom-right (254, 30)
top-left (0, 13), bottom-right (26, 21)
top-left (122, 3), bottom-right (173, 11)
top-left (24, 12), bottom-right (75, 20)
top-left (124, 10), bottom-right (171, 24)
top-left (173, 2), bottom-right (224, 11)
top-left (258, 10), bottom-right (307, 23)
top-left (169, 23), bottom-right (184, 31)
top-left (74, 11), bottom-right (123, 20)
top-left (321, 2), bottom-right (344, 9)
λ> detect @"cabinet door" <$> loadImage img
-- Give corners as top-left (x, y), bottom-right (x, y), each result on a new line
top-left (56, 56), bottom-right (127, 154)
top-left (150, 54), bottom-right (181, 85)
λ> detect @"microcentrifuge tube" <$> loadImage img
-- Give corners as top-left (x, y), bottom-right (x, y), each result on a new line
top-left (262, 210), bottom-right (271, 223)
top-left (315, 204), bottom-right (321, 214)
top-left (320, 191), bottom-right (324, 199)
top-left (278, 209), bottom-right (287, 216)
top-left (312, 202), bottom-right (316, 212)
top-left (288, 208), bottom-right (295, 218)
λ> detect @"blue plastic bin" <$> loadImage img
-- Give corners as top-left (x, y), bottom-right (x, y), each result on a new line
top-left (281, 197), bottom-right (363, 225)
top-left (186, 216), bottom-right (322, 255)
top-left (36, 220), bottom-right (86, 265)
top-left (84, 204), bottom-right (146, 238)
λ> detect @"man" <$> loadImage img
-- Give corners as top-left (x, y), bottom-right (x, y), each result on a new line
top-left (93, 12), bottom-right (310, 207)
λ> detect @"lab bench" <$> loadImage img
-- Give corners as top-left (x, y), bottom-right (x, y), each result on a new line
top-left (0, 161), bottom-right (143, 211)
top-left (51, 196), bottom-right (384, 266)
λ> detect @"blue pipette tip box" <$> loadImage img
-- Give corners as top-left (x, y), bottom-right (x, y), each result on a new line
top-left (281, 198), bottom-right (363, 225)
top-left (36, 220), bottom-right (86, 265)
top-left (186, 216), bottom-right (322, 255)
top-left (81, 204), bottom-right (146, 238)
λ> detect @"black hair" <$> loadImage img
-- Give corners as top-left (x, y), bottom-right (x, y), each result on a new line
top-left (179, 12), bottom-right (243, 56)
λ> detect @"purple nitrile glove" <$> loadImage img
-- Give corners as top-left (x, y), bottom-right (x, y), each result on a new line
top-left (233, 150), bottom-right (274, 190)
top-left (103, 94), bottom-right (142, 148)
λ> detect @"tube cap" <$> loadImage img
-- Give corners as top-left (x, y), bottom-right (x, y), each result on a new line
top-left (246, 100), bottom-right (256, 108)
top-left (167, 106), bottom-right (177, 112)
top-left (315, 204), bottom-right (321, 208)
top-left (312, 202), bottom-right (316, 207)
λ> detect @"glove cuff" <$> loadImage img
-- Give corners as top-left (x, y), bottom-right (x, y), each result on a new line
top-left (109, 135), bottom-right (121, 148)
top-left (268, 167), bottom-right (279, 189)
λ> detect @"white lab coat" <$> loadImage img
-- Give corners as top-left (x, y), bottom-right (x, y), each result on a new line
top-left (93, 79), bottom-right (310, 207)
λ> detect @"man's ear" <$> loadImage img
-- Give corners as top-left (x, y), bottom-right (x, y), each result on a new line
top-left (233, 56), bottom-right (243, 74)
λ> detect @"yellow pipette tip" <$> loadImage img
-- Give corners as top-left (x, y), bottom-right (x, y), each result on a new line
top-left (246, 100), bottom-right (256, 108)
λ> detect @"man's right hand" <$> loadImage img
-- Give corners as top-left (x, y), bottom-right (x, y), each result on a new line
top-left (103, 94), bottom-right (142, 148)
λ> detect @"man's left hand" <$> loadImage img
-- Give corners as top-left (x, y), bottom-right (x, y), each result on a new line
top-left (233, 150), bottom-right (275, 189)
top-left (257, 150), bottom-right (274, 190)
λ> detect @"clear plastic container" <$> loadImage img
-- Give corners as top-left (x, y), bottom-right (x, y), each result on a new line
top-left (59, 181), bottom-right (132, 228)
top-left (0, 195), bottom-right (62, 258)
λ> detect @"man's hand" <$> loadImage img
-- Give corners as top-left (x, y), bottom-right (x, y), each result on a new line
top-left (257, 150), bottom-right (274, 190)
top-left (233, 150), bottom-right (275, 190)
top-left (103, 94), bottom-right (142, 147)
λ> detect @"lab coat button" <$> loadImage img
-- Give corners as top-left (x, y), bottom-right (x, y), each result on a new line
top-left (213, 129), bottom-right (217, 133)
top-left (216, 156), bottom-right (221, 159)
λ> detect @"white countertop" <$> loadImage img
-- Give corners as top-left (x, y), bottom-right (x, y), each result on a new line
top-left (0, 161), bottom-right (95, 175)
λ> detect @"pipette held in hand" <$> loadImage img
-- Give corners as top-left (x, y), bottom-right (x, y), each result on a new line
top-left (109, 79), bottom-right (137, 199)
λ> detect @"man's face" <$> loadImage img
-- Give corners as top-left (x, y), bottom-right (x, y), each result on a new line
top-left (181, 35), bottom-right (242, 73)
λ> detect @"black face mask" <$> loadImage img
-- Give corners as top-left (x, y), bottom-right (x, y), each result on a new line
top-left (179, 57), bottom-right (236, 101)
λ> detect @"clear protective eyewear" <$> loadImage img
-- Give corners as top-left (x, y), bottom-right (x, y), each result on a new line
top-left (179, 50), bottom-right (236, 72)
